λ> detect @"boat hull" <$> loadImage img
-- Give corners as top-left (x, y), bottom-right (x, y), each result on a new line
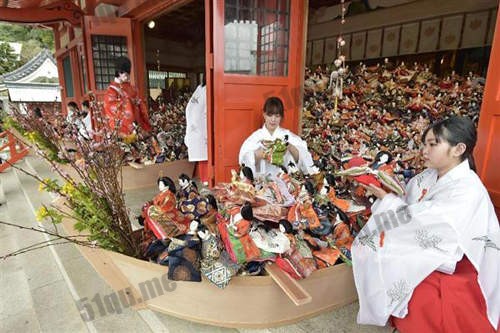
top-left (62, 216), bottom-right (358, 328)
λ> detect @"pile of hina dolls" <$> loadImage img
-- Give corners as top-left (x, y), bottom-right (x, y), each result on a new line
top-left (121, 92), bottom-right (190, 165)
top-left (302, 60), bottom-right (484, 183)
top-left (138, 61), bottom-right (485, 288)
top-left (138, 165), bottom-right (363, 289)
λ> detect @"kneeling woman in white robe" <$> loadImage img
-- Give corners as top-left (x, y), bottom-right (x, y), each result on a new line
top-left (239, 97), bottom-right (315, 177)
top-left (352, 116), bottom-right (500, 332)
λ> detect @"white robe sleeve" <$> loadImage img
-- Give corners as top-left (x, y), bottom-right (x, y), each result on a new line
top-left (239, 130), bottom-right (262, 175)
top-left (283, 130), bottom-right (315, 174)
top-left (352, 167), bottom-right (499, 327)
top-left (184, 85), bottom-right (208, 161)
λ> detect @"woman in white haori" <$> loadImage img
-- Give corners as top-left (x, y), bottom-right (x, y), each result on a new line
top-left (184, 84), bottom-right (207, 162)
top-left (76, 100), bottom-right (93, 140)
top-left (352, 116), bottom-right (500, 332)
top-left (239, 97), bottom-right (315, 178)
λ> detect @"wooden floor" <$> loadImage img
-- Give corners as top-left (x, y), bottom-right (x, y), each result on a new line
top-left (0, 155), bottom-right (392, 333)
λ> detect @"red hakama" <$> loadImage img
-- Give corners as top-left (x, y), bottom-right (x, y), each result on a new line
top-left (392, 257), bottom-right (500, 333)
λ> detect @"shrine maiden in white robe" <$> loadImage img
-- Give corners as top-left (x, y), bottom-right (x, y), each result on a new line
top-left (184, 85), bottom-right (207, 161)
top-left (239, 125), bottom-right (315, 177)
top-left (352, 160), bottom-right (500, 328)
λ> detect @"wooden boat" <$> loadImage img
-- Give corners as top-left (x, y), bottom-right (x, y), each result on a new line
top-left (60, 215), bottom-right (358, 329)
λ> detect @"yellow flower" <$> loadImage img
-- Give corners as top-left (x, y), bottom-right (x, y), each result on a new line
top-left (61, 182), bottom-right (75, 196)
top-left (27, 131), bottom-right (37, 142)
top-left (36, 206), bottom-right (49, 221)
top-left (38, 178), bottom-right (51, 192)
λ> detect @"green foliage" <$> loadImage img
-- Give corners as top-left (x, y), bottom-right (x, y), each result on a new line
top-left (4, 116), bottom-right (67, 164)
top-left (26, 131), bottom-right (68, 164)
top-left (39, 180), bottom-right (125, 253)
top-left (20, 39), bottom-right (43, 64)
top-left (2, 116), bottom-right (26, 136)
top-left (0, 23), bottom-right (54, 49)
top-left (0, 42), bottom-right (19, 75)
top-left (70, 184), bottom-right (123, 252)
top-left (0, 23), bottom-right (54, 66)
top-left (9, 101), bottom-right (140, 257)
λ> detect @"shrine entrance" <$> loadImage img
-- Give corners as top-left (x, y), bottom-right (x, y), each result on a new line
top-left (142, 0), bottom-right (205, 102)
top-left (140, 0), bottom-right (309, 183)
top-left (210, 0), bottom-right (308, 182)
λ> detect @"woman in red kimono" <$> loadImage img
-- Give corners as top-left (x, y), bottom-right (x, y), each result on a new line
top-left (103, 56), bottom-right (151, 138)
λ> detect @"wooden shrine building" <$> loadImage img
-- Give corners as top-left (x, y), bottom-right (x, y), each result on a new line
top-left (1, 0), bottom-right (500, 215)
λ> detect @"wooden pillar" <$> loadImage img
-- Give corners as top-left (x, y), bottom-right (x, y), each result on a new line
top-left (132, 19), bottom-right (147, 103)
top-left (475, 9), bottom-right (500, 217)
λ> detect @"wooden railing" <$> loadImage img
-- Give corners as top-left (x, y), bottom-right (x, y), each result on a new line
top-left (0, 130), bottom-right (29, 172)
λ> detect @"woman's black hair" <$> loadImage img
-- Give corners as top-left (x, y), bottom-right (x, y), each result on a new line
top-left (33, 107), bottom-right (42, 118)
top-left (67, 101), bottom-right (78, 109)
top-left (422, 116), bottom-right (477, 171)
top-left (263, 96), bottom-right (284, 118)
top-left (157, 176), bottom-right (176, 193)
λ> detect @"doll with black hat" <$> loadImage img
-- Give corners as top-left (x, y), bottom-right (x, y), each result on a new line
top-left (103, 56), bottom-right (152, 139)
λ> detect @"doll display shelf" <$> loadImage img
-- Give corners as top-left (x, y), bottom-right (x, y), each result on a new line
top-left (57, 206), bottom-right (358, 328)
top-left (56, 159), bottom-right (194, 190)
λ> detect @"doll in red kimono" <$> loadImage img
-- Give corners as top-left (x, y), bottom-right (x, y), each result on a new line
top-left (103, 56), bottom-right (151, 138)
top-left (145, 176), bottom-right (191, 239)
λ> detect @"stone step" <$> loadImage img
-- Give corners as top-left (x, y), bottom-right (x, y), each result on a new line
top-left (1, 160), bottom-right (156, 332)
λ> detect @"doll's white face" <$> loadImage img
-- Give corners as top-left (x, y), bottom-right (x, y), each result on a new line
top-left (118, 71), bottom-right (130, 83)
top-left (179, 178), bottom-right (189, 189)
top-left (158, 181), bottom-right (167, 191)
top-left (379, 154), bottom-right (389, 164)
top-left (190, 220), bottom-right (199, 232)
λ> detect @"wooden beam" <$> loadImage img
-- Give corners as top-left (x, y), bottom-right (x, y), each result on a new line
top-left (117, 0), bottom-right (149, 17)
top-left (54, 36), bottom-right (83, 58)
top-left (264, 263), bottom-right (312, 306)
top-left (83, 0), bottom-right (97, 14)
top-left (96, 0), bottom-right (124, 5)
top-left (118, 0), bottom-right (193, 22)
top-left (0, 0), bottom-right (83, 26)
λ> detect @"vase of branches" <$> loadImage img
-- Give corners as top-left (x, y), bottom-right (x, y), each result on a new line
top-left (5, 98), bottom-right (143, 258)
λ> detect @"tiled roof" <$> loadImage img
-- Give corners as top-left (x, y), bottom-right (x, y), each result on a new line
top-left (1, 49), bottom-right (55, 82)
